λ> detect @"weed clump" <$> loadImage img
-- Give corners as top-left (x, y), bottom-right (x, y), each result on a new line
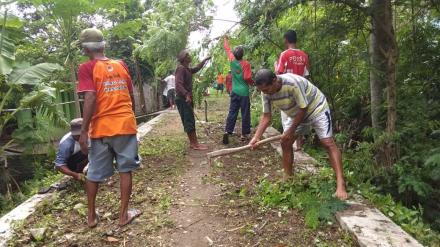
top-left (255, 169), bottom-right (347, 229)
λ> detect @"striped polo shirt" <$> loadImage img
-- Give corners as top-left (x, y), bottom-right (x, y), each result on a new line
top-left (262, 73), bottom-right (328, 120)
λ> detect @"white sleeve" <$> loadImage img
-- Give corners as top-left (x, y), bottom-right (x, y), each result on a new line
top-left (303, 67), bottom-right (310, 77)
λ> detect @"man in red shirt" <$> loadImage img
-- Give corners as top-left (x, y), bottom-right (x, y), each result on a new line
top-left (77, 28), bottom-right (141, 228)
top-left (276, 30), bottom-right (310, 151)
top-left (225, 70), bottom-right (232, 94)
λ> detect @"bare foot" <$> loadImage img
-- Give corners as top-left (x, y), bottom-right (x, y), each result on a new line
top-left (334, 185), bottom-right (348, 200)
top-left (119, 209), bottom-right (142, 227)
top-left (88, 212), bottom-right (99, 228)
top-left (190, 143), bottom-right (208, 150)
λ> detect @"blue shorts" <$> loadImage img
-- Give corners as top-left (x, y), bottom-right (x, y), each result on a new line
top-left (87, 134), bottom-right (139, 182)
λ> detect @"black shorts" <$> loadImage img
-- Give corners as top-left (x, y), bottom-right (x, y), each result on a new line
top-left (217, 84), bottom-right (224, 91)
top-left (167, 88), bottom-right (176, 103)
top-left (175, 96), bottom-right (195, 133)
top-left (66, 151), bottom-right (88, 173)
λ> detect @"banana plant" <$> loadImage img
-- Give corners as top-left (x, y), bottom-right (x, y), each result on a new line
top-left (0, 9), bottom-right (64, 196)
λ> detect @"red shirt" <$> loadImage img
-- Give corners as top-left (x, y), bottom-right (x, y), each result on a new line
top-left (77, 59), bottom-right (136, 138)
top-left (276, 49), bottom-right (309, 76)
top-left (225, 74), bottom-right (232, 93)
top-left (224, 38), bottom-right (254, 85)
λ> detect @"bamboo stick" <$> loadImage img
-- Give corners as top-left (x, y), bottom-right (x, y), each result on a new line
top-left (207, 135), bottom-right (282, 161)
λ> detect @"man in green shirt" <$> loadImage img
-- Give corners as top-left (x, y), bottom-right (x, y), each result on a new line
top-left (223, 37), bottom-right (254, 144)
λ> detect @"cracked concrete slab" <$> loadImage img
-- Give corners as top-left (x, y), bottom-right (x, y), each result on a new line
top-left (337, 202), bottom-right (423, 247)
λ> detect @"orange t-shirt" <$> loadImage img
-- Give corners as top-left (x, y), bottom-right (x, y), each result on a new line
top-left (77, 59), bottom-right (137, 138)
top-left (217, 74), bottom-right (225, 84)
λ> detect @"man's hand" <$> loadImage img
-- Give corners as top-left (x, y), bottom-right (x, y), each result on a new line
top-left (185, 94), bottom-right (192, 103)
top-left (79, 131), bottom-right (89, 155)
top-left (249, 137), bottom-right (260, 150)
top-left (73, 173), bottom-right (85, 182)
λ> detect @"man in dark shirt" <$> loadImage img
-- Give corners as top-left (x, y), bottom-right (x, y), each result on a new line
top-left (175, 49), bottom-right (211, 150)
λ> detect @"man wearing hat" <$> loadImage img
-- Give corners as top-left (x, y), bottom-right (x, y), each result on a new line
top-left (55, 118), bottom-right (88, 181)
top-left (76, 28), bottom-right (141, 228)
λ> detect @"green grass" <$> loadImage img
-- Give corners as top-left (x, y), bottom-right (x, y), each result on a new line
top-left (139, 136), bottom-right (186, 158)
top-left (255, 169), bottom-right (347, 230)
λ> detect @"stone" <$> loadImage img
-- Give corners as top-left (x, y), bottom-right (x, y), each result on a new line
top-left (106, 236), bottom-right (119, 242)
top-left (65, 233), bottom-right (76, 242)
top-left (29, 228), bottom-right (46, 241)
top-left (103, 212), bottom-right (112, 219)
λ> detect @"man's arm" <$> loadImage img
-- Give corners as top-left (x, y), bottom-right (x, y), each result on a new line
top-left (304, 53), bottom-right (310, 77)
top-left (57, 165), bottom-right (82, 180)
top-left (79, 92), bottom-right (96, 154)
top-left (130, 92), bottom-right (135, 113)
top-left (276, 52), bottom-right (286, 74)
top-left (242, 62), bottom-right (254, 85)
top-left (54, 142), bottom-right (82, 180)
top-left (223, 37), bottom-right (235, 61)
top-left (190, 56), bottom-right (211, 74)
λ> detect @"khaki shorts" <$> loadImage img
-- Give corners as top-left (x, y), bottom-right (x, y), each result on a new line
top-left (87, 134), bottom-right (139, 182)
top-left (283, 109), bottom-right (333, 140)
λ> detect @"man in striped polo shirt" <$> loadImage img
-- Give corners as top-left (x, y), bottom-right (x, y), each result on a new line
top-left (249, 69), bottom-right (347, 200)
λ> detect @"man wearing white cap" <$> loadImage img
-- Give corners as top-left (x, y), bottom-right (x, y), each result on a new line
top-left (77, 28), bottom-right (141, 228)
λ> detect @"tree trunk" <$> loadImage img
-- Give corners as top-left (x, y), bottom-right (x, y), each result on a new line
top-left (370, 0), bottom-right (399, 166)
top-left (134, 58), bottom-right (147, 114)
top-left (69, 60), bottom-right (81, 118)
top-left (369, 32), bottom-right (383, 130)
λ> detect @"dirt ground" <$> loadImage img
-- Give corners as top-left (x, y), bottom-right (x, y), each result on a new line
top-left (8, 95), bottom-right (355, 247)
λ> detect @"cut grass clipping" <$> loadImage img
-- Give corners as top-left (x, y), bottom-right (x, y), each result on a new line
top-left (255, 168), bottom-right (347, 229)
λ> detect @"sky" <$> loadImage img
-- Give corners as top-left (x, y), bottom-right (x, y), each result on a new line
top-left (188, 0), bottom-right (239, 50)
top-left (3, 0), bottom-right (238, 55)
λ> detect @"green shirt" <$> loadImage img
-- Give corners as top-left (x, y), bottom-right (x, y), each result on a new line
top-left (230, 60), bottom-right (250, 96)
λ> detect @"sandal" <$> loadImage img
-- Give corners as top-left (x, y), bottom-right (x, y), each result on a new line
top-left (88, 212), bottom-right (100, 228)
top-left (119, 209), bottom-right (142, 227)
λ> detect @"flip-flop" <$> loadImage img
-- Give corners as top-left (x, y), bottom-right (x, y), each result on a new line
top-left (119, 209), bottom-right (142, 227)
top-left (88, 212), bottom-right (100, 228)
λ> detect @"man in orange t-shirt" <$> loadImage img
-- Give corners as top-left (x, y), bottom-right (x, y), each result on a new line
top-left (77, 28), bottom-right (141, 228)
top-left (216, 73), bottom-right (225, 96)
